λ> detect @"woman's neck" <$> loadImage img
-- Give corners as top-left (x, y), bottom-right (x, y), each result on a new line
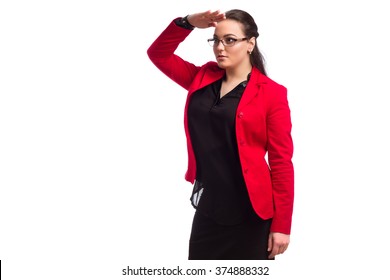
top-left (224, 63), bottom-right (252, 83)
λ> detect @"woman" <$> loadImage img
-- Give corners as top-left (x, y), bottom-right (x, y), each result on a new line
top-left (147, 9), bottom-right (294, 260)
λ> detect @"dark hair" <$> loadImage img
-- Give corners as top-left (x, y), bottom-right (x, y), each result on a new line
top-left (225, 9), bottom-right (267, 76)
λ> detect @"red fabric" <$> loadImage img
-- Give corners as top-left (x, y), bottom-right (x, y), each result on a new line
top-left (147, 19), bottom-right (294, 234)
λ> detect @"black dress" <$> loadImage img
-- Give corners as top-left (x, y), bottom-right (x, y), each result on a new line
top-left (187, 75), bottom-right (272, 260)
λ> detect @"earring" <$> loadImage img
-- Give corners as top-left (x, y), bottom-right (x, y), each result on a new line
top-left (248, 50), bottom-right (252, 55)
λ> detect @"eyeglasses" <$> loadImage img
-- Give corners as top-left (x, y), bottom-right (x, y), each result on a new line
top-left (207, 37), bottom-right (248, 47)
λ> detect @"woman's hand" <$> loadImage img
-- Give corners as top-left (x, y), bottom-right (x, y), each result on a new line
top-left (268, 232), bottom-right (290, 259)
top-left (187, 10), bottom-right (225, 29)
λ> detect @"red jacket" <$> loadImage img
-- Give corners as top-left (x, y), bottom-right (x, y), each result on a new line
top-left (147, 19), bottom-right (294, 234)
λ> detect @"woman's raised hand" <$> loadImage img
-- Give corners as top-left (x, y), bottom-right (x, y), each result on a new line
top-left (187, 10), bottom-right (225, 29)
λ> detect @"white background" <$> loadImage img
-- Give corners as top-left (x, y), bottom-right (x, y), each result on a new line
top-left (1, 0), bottom-right (390, 279)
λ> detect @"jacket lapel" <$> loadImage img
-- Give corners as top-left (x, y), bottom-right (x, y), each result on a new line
top-left (238, 67), bottom-right (268, 110)
top-left (198, 65), bottom-right (225, 91)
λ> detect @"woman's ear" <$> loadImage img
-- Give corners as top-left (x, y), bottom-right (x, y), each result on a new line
top-left (247, 37), bottom-right (256, 53)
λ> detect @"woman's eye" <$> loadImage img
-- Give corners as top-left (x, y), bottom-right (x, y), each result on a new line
top-left (225, 38), bottom-right (236, 43)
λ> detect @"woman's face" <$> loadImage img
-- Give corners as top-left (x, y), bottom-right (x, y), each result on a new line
top-left (212, 19), bottom-right (253, 70)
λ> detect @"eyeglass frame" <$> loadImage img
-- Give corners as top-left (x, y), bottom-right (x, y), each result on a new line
top-left (207, 37), bottom-right (248, 47)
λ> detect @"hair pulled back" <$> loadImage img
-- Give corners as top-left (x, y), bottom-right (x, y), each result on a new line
top-left (225, 9), bottom-right (267, 76)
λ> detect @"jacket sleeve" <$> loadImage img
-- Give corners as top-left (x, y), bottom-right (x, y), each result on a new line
top-left (147, 19), bottom-right (201, 90)
top-left (266, 85), bottom-right (294, 234)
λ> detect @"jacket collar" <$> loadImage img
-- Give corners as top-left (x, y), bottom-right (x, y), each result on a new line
top-left (190, 64), bottom-right (268, 109)
top-left (238, 66), bottom-right (268, 109)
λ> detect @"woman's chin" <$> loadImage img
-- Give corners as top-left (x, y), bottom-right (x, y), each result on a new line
top-left (216, 61), bottom-right (228, 69)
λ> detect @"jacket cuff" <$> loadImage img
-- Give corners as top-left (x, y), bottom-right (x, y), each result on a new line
top-left (174, 15), bottom-right (195, 30)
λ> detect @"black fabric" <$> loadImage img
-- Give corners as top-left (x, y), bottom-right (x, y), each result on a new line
top-left (187, 77), bottom-right (253, 225)
top-left (189, 210), bottom-right (273, 260)
top-left (174, 16), bottom-right (195, 30)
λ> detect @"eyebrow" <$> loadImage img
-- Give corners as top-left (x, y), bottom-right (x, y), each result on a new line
top-left (213, 33), bottom-right (239, 38)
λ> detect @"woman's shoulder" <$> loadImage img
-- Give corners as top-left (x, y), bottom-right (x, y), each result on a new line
top-left (252, 68), bottom-right (286, 92)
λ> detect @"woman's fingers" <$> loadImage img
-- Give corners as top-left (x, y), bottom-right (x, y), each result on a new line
top-left (188, 10), bottom-right (225, 29)
top-left (267, 232), bottom-right (290, 259)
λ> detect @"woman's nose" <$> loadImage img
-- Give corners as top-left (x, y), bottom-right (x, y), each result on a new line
top-left (215, 40), bottom-right (225, 50)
